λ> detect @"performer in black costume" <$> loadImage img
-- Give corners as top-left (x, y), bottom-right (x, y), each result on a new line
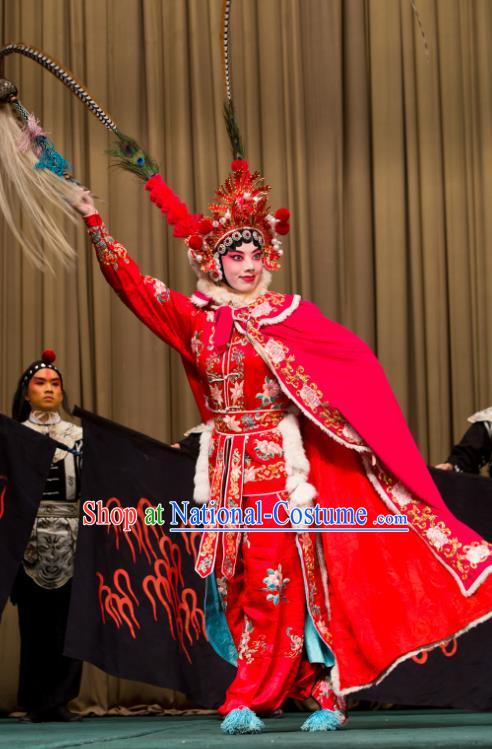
top-left (436, 407), bottom-right (492, 476)
top-left (10, 350), bottom-right (83, 722)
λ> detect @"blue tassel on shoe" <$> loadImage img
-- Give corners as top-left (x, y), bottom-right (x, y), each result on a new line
top-left (221, 707), bottom-right (265, 735)
top-left (301, 708), bottom-right (344, 732)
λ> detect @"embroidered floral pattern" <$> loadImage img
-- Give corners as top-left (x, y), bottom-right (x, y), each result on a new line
top-left (244, 327), bottom-right (368, 450)
top-left (367, 457), bottom-right (492, 582)
top-left (209, 443), bottom-right (225, 498)
top-left (312, 676), bottom-right (346, 716)
top-left (209, 384), bottom-right (224, 409)
top-left (297, 533), bottom-right (333, 645)
top-left (426, 526), bottom-right (449, 550)
top-left (262, 564), bottom-right (290, 605)
top-left (214, 410), bottom-right (285, 434)
top-left (392, 481), bottom-right (414, 507)
top-left (244, 465), bottom-right (257, 483)
top-left (205, 351), bottom-right (222, 381)
top-left (191, 330), bottom-right (204, 358)
top-left (256, 377), bottom-right (281, 407)
top-left (216, 575), bottom-right (228, 610)
top-left (226, 346), bottom-right (245, 409)
top-left (250, 301), bottom-right (273, 318)
top-left (195, 531), bottom-right (218, 577)
top-left (253, 438), bottom-right (283, 461)
top-left (238, 616), bottom-right (254, 662)
top-left (285, 627), bottom-right (303, 658)
top-left (230, 381), bottom-right (244, 405)
top-left (222, 415), bottom-right (242, 433)
top-left (299, 384), bottom-right (322, 410)
top-left (245, 461), bottom-right (286, 483)
top-left (232, 292), bottom-right (286, 326)
top-left (314, 677), bottom-right (335, 699)
top-left (228, 447), bottom-right (243, 505)
top-left (318, 404), bottom-right (368, 448)
top-left (88, 224), bottom-right (129, 270)
top-left (241, 414), bottom-right (259, 430)
top-left (263, 338), bottom-right (289, 365)
top-left (143, 275), bottom-right (170, 304)
top-left (203, 334), bottom-right (247, 411)
top-left (221, 443), bottom-right (245, 578)
top-left (237, 615), bottom-right (269, 663)
top-left (464, 543), bottom-right (490, 566)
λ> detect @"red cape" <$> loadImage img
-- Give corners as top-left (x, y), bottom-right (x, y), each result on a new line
top-left (183, 293), bottom-right (492, 692)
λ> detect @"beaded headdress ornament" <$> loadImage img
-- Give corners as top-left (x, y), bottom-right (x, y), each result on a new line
top-left (21, 349), bottom-right (62, 386)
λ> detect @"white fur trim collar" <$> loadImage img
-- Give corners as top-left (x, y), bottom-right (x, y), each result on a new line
top-left (194, 269), bottom-right (272, 308)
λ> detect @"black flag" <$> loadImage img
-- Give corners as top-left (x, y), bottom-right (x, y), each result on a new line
top-left (65, 408), bottom-right (234, 707)
top-left (0, 414), bottom-right (56, 613)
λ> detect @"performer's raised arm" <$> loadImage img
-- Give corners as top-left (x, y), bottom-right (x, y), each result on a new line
top-left (72, 189), bottom-right (194, 361)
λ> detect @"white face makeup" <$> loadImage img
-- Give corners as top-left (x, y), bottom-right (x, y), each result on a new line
top-left (221, 241), bottom-right (264, 294)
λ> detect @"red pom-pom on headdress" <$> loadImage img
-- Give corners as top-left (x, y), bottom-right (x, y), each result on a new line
top-left (173, 216), bottom-right (201, 238)
top-left (275, 208), bottom-right (290, 223)
top-left (188, 235), bottom-right (203, 251)
top-left (231, 159), bottom-right (249, 173)
top-left (41, 349), bottom-right (56, 364)
top-left (275, 222), bottom-right (290, 236)
top-left (198, 219), bottom-right (213, 235)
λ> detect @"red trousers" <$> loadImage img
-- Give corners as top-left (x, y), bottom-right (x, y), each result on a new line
top-left (216, 495), bottom-right (340, 715)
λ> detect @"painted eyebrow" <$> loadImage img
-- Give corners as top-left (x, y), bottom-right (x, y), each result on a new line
top-left (231, 249), bottom-right (262, 255)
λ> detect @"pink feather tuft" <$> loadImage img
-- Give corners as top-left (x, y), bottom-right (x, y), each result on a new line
top-left (17, 113), bottom-right (46, 156)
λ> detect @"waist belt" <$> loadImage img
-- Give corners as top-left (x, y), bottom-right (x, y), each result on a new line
top-left (195, 410), bottom-right (288, 580)
top-left (36, 500), bottom-right (80, 518)
top-left (213, 408), bottom-right (287, 435)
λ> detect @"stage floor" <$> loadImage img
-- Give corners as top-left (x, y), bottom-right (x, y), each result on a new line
top-left (0, 710), bottom-right (491, 748)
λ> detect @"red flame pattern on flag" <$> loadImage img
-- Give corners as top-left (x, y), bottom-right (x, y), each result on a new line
top-left (96, 498), bottom-right (206, 659)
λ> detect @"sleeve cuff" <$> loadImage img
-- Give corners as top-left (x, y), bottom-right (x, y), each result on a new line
top-left (84, 212), bottom-right (103, 228)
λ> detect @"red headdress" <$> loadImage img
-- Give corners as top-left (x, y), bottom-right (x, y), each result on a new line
top-left (145, 159), bottom-right (290, 282)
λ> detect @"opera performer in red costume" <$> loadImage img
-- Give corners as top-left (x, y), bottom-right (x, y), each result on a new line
top-left (72, 161), bottom-right (492, 735)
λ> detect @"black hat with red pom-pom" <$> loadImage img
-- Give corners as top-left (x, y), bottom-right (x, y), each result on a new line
top-left (20, 349), bottom-right (63, 386)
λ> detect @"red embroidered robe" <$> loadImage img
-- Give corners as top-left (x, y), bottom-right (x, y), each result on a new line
top-left (85, 212), bottom-right (492, 696)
